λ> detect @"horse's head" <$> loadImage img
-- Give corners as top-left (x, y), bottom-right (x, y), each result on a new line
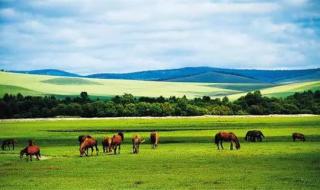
top-left (20, 148), bottom-right (26, 159)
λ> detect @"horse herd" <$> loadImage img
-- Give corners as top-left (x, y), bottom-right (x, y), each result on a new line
top-left (1, 131), bottom-right (306, 161)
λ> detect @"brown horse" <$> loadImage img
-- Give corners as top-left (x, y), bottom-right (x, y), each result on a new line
top-left (215, 132), bottom-right (240, 150)
top-left (1, 139), bottom-right (16, 150)
top-left (79, 137), bottom-right (99, 157)
top-left (102, 136), bottom-right (112, 153)
top-left (150, 132), bottom-right (159, 149)
top-left (132, 135), bottom-right (145, 154)
top-left (78, 135), bottom-right (92, 145)
top-left (111, 135), bottom-right (122, 155)
top-left (245, 130), bottom-right (265, 142)
top-left (292, 133), bottom-right (305, 142)
top-left (20, 145), bottom-right (41, 161)
top-left (118, 132), bottom-right (124, 141)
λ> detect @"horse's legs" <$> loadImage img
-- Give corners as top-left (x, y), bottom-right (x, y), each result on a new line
top-left (119, 144), bottom-right (121, 154)
top-left (230, 142), bottom-right (233, 150)
top-left (12, 143), bottom-right (14, 150)
top-left (220, 141), bottom-right (224, 150)
top-left (29, 155), bottom-right (32, 161)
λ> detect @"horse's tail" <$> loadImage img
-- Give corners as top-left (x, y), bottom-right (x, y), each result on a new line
top-left (214, 133), bottom-right (220, 145)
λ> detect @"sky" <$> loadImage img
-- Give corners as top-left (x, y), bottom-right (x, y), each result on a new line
top-left (0, 0), bottom-right (320, 74)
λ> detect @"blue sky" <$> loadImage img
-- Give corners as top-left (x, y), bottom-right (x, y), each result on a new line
top-left (0, 0), bottom-right (319, 74)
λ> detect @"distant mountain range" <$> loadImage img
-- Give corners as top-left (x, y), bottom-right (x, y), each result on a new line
top-left (9, 67), bottom-right (320, 84)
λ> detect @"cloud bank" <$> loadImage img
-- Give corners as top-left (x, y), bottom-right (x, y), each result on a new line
top-left (0, 0), bottom-right (319, 74)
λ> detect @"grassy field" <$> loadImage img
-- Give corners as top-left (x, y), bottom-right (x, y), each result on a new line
top-left (0, 116), bottom-right (319, 189)
top-left (1, 71), bottom-right (319, 99)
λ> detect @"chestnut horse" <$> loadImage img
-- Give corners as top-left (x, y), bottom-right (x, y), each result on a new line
top-left (20, 145), bottom-right (41, 161)
top-left (132, 135), bottom-right (145, 154)
top-left (79, 137), bottom-right (99, 157)
top-left (150, 132), bottom-right (159, 149)
top-left (1, 139), bottom-right (16, 150)
top-left (292, 133), bottom-right (305, 142)
top-left (111, 135), bottom-right (122, 155)
top-left (118, 132), bottom-right (124, 141)
top-left (245, 130), bottom-right (264, 142)
top-left (102, 136), bottom-right (112, 153)
top-left (78, 135), bottom-right (92, 145)
top-left (215, 132), bottom-right (240, 150)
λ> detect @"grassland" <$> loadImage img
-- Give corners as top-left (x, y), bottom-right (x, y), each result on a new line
top-left (0, 71), bottom-right (319, 99)
top-left (0, 116), bottom-right (319, 189)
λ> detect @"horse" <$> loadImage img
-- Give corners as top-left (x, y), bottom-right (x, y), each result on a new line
top-left (102, 136), bottom-right (112, 153)
top-left (132, 135), bottom-right (145, 154)
top-left (20, 145), bottom-right (41, 161)
top-left (78, 135), bottom-right (92, 145)
top-left (111, 135), bottom-right (122, 155)
top-left (1, 139), bottom-right (16, 150)
top-left (292, 133), bottom-right (305, 142)
top-left (79, 137), bottom-right (99, 157)
top-left (214, 131), bottom-right (240, 150)
top-left (245, 130), bottom-right (265, 142)
top-left (150, 132), bottom-right (159, 149)
top-left (118, 132), bottom-right (124, 141)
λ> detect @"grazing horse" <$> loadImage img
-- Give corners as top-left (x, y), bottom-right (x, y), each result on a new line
top-left (79, 137), bottom-right (99, 157)
top-left (20, 145), bottom-right (41, 161)
top-left (1, 139), bottom-right (16, 150)
top-left (102, 136), bottom-right (112, 153)
top-left (111, 135), bottom-right (122, 155)
top-left (132, 135), bottom-right (145, 154)
top-left (292, 133), bottom-right (305, 142)
top-left (78, 135), bottom-right (92, 145)
top-left (245, 130), bottom-right (265, 142)
top-left (215, 132), bottom-right (240, 150)
top-left (150, 132), bottom-right (159, 149)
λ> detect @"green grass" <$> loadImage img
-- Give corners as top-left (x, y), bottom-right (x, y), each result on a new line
top-left (41, 78), bottom-right (102, 85)
top-left (0, 116), bottom-right (319, 189)
top-left (0, 71), bottom-right (319, 99)
top-left (0, 84), bottom-right (42, 96)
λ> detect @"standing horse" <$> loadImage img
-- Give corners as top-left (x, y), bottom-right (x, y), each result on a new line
top-left (292, 133), bottom-right (305, 142)
top-left (245, 130), bottom-right (265, 142)
top-left (215, 132), bottom-right (240, 150)
top-left (102, 136), bottom-right (112, 153)
top-left (150, 132), bottom-right (159, 149)
top-left (79, 137), bottom-right (99, 157)
top-left (118, 132), bottom-right (124, 141)
top-left (132, 135), bottom-right (145, 154)
top-left (111, 135), bottom-right (122, 155)
top-left (20, 145), bottom-right (41, 161)
top-left (1, 139), bottom-right (16, 150)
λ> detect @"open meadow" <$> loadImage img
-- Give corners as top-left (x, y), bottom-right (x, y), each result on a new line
top-left (0, 116), bottom-right (320, 190)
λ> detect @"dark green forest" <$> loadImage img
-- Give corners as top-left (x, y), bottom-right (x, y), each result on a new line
top-left (0, 90), bottom-right (319, 118)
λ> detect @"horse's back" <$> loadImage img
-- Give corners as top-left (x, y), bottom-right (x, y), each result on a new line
top-left (112, 135), bottom-right (122, 145)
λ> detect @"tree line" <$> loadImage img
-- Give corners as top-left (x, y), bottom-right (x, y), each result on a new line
top-left (0, 90), bottom-right (319, 118)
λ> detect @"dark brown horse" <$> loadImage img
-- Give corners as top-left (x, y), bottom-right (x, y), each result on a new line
top-left (150, 132), bottom-right (159, 149)
top-left (215, 132), bottom-right (240, 150)
top-left (20, 145), bottom-right (41, 161)
top-left (245, 130), bottom-right (265, 142)
top-left (292, 133), bottom-right (305, 142)
top-left (132, 135), bottom-right (145, 154)
top-left (111, 135), bottom-right (122, 155)
top-left (102, 136), bottom-right (112, 153)
top-left (1, 139), bottom-right (16, 150)
top-left (79, 137), bottom-right (99, 157)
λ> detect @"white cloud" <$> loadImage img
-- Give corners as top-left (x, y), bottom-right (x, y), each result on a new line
top-left (0, 0), bottom-right (319, 73)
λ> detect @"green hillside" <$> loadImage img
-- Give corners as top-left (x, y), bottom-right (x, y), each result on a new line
top-left (0, 71), bottom-right (319, 99)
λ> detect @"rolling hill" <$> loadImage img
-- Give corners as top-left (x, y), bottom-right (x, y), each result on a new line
top-left (0, 71), bottom-right (319, 100)
top-left (11, 67), bottom-right (320, 84)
